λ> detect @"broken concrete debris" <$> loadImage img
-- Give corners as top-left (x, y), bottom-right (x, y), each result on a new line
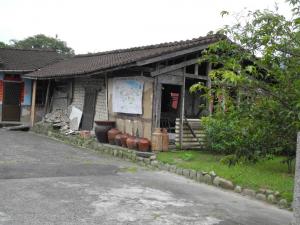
top-left (43, 106), bottom-right (83, 134)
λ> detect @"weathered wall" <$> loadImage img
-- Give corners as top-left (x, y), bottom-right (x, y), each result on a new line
top-left (71, 77), bottom-right (108, 122)
top-left (20, 78), bottom-right (33, 122)
top-left (107, 76), bottom-right (154, 140)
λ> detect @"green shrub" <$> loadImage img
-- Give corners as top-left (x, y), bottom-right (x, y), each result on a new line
top-left (201, 100), bottom-right (297, 171)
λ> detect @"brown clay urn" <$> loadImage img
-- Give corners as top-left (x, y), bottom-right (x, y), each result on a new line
top-left (120, 133), bottom-right (130, 148)
top-left (115, 133), bottom-right (123, 146)
top-left (107, 128), bottom-right (121, 145)
top-left (126, 136), bottom-right (136, 149)
top-left (138, 138), bottom-right (150, 152)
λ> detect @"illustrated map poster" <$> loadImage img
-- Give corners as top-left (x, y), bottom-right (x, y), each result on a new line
top-left (112, 79), bottom-right (144, 114)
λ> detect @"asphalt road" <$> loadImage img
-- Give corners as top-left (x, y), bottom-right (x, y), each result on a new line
top-left (0, 129), bottom-right (293, 225)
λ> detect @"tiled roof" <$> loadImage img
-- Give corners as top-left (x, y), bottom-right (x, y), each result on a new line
top-left (25, 34), bottom-right (224, 79)
top-left (0, 48), bottom-right (64, 72)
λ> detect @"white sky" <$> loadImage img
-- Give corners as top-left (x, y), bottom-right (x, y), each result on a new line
top-left (0, 0), bottom-right (292, 54)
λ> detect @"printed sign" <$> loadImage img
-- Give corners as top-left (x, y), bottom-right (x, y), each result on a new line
top-left (112, 79), bottom-right (144, 114)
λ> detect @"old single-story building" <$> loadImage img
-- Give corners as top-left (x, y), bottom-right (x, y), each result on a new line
top-left (0, 48), bottom-right (63, 123)
top-left (24, 34), bottom-right (223, 148)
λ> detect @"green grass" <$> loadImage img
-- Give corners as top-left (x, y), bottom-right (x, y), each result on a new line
top-left (118, 166), bottom-right (138, 173)
top-left (157, 151), bottom-right (295, 203)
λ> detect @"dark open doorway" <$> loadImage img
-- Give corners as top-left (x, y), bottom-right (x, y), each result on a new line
top-left (2, 75), bottom-right (22, 122)
top-left (160, 84), bottom-right (181, 133)
top-left (81, 89), bottom-right (97, 130)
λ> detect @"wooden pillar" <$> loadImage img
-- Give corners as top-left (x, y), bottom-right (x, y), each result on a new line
top-left (194, 64), bottom-right (199, 75)
top-left (293, 132), bottom-right (300, 225)
top-left (30, 80), bottom-right (37, 127)
top-left (206, 63), bottom-right (213, 115)
top-left (155, 80), bottom-right (162, 128)
top-left (179, 70), bottom-right (186, 150)
top-left (105, 73), bottom-right (109, 120)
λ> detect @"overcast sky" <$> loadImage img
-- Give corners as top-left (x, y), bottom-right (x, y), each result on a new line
top-left (0, 0), bottom-right (292, 54)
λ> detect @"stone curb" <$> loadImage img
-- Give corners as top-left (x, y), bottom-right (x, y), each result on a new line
top-left (31, 123), bottom-right (292, 211)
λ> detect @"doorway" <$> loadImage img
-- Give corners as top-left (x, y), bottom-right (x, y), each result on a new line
top-left (81, 89), bottom-right (97, 130)
top-left (160, 84), bottom-right (181, 133)
top-left (2, 80), bottom-right (22, 121)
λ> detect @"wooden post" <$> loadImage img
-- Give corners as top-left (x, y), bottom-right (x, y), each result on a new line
top-left (179, 70), bottom-right (186, 150)
top-left (155, 81), bottom-right (162, 128)
top-left (105, 73), bottom-right (109, 120)
top-left (293, 132), bottom-right (300, 225)
top-left (152, 63), bottom-right (161, 131)
top-left (194, 64), bottom-right (199, 75)
top-left (206, 62), bottom-right (213, 115)
top-left (152, 72), bottom-right (162, 131)
top-left (152, 76), bottom-right (158, 131)
top-left (30, 80), bottom-right (37, 127)
top-left (44, 80), bottom-right (51, 115)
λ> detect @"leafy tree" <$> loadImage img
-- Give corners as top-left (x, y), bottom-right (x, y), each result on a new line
top-left (192, 0), bottom-right (300, 171)
top-left (10, 34), bottom-right (74, 56)
top-left (0, 41), bottom-right (8, 48)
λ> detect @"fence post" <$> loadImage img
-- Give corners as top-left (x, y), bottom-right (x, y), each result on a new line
top-left (292, 132), bottom-right (300, 224)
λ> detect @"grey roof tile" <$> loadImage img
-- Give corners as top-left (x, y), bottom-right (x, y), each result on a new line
top-left (0, 48), bottom-right (64, 72)
top-left (25, 34), bottom-right (224, 79)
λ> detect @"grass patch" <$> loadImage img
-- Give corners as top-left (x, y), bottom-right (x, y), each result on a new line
top-left (157, 150), bottom-right (295, 203)
top-left (118, 166), bottom-right (138, 173)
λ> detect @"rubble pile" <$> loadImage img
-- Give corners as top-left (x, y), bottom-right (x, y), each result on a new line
top-left (44, 109), bottom-right (70, 132)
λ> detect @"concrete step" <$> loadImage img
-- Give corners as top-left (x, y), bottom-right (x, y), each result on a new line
top-left (5, 124), bottom-right (30, 131)
top-left (0, 121), bottom-right (30, 131)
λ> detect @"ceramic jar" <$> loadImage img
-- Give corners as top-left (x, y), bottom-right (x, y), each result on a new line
top-left (107, 128), bottom-right (121, 145)
top-left (94, 121), bottom-right (116, 143)
top-left (138, 138), bottom-right (150, 152)
top-left (115, 133), bottom-right (123, 146)
top-left (120, 133), bottom-right (130, 148)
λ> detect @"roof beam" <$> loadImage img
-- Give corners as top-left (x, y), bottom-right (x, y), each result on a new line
top-left (164, 71), bottom-right (208, 80)
top-left (136, 44), bottom-right (211, 66)
top-left (184, 73), bottom-right (208, 80)
top-left (151, 58), bottom-right (199, 77)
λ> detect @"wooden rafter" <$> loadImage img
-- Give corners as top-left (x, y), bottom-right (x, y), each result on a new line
top-left (151, 58), bottom-right (199, 77)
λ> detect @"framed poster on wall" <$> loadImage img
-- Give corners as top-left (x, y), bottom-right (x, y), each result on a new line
top-left (112, 78), bottom-right (144, 114)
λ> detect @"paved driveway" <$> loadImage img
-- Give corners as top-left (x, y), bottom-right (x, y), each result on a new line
top-left (0, 130), bottom-right (293, 225)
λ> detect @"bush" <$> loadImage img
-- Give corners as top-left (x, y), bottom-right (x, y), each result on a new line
top-left (201, 100), bottom-right (297, 171)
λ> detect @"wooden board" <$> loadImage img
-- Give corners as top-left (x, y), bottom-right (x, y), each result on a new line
top-left (175, 118), bottom-right (207, 149)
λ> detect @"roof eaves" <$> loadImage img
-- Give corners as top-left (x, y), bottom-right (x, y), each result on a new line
top-left (23, 61), bottom-right (137, 80)
top-left (136, 43), bottom-right (214, 66)
top-left (0, 69), bottom-right (34, 73)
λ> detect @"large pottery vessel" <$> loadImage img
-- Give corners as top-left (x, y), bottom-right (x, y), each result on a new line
top-left (108, 128), bottom-right (121, 145)
top-left (94, 121), bottom-right (116, 143)
top-left (138, 138), bottom-right (150, 152)
top-left (126, 136), bottom-right (136, 149)
top-left (120, 133), bottom-right (130, 148)
top-left (115, 133), bottom-right (123, 146)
